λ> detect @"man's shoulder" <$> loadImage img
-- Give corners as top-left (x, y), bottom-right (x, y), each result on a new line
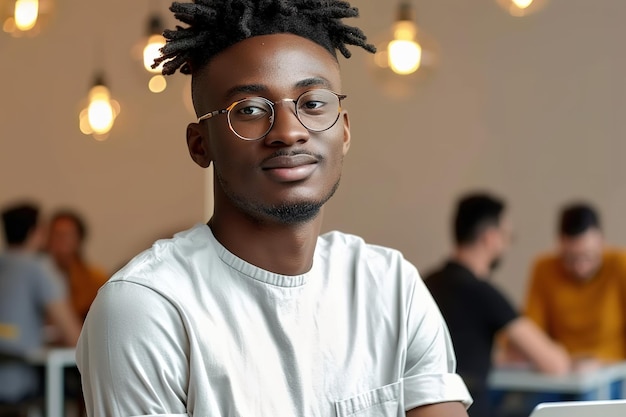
top-left (421, 260), bottom-right (442, 279)
top-left (423, 261), bottom-right (476, 286)
top-left (317, 231), bottom-right (417, 281)
top-left (603, 248), bottom-right (626, 271)
top-left (531, 252), bottom-right (560, 270)
top-left (0, 252), bottom-right (54, 277)
top-left (318, 230), bottom-right (406, 264)
top-left (108, 224), bottom-right (211, 287)
top-left (604, 248), bottom-right (626, 260)
top-left (0, 253), bottom-right (66, 301)
top-left (0, 251), bottom-right (37, 267)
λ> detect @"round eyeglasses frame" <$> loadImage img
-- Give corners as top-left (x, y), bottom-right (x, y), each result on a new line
top-left (196, 89), bottom-right (347, 141)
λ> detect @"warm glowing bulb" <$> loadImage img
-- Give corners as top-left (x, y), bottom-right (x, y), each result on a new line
top-left (86, 85), bottom-right (116, 135)
top-left (79, 109), bottom-right (92, 135)
top-left (511, 0), bottom-right (533, 9)
top-left (143, 34), bottom-right (166, 73)
top-left (148, 75), bottom-right (167, 93)
top-left (386, 19), bottom-right (422, 75)
top-left (388, 39), bottom-right (422, 75)
top-left (393, 20), bottom-right (416, 41)
top-left (14, 0), bottom-right (39, 31)
top-left (88, 102), bottom-right (114, 134)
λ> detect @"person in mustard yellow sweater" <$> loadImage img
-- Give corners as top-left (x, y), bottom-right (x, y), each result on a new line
top-left (47, 210), bottom-right (109, 321)
top-left (525, 203), bottom-right (626, 364)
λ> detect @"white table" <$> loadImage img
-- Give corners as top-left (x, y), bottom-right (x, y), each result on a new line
top-left (488, 362), bottom-right (626, 400)
top-left (27, 347), bottom-right (77, 417)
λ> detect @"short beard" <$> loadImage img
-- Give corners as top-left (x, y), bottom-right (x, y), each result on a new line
top-left (261, 201), bottom-right (325, 225)
top-left (216, 173), bottom-right (341, 225)
top-left (489, 257), bottom-right (502, 273)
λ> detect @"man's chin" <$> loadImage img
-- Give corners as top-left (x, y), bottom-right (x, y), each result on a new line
top-left (572, 270), bottom-right (598, 281)
top-left (221, 176), bottom-right (341, 226)
top-left (260, 202), bottom-right (323, 225)
top-left (489, 257), bottom-right (503, 273)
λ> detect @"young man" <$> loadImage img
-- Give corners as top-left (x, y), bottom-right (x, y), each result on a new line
top-left (425, 193), bottom-right (570, 417)
top-left (77, 2), bottom-right (471, 416)
top-left (525, 203), bottom-right (626, 364)
top-left (0, 202), bottom-right (80, 403)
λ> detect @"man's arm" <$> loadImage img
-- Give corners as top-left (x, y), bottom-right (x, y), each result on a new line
top-left (403, 270), bottom-right (472, 411)
top-left (78, 282), bottom-right (189, 417)
top-left (407, 401), bottom-right (468, 417)
top-left (503, 316), bottom-right (570, 374)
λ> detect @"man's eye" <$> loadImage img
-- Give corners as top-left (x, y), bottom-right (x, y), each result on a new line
top-left (301, 100), bottom-right (325, 110)
top-left (234, 103), bottom-right (269, 119)
top-left (299, 100), bottom-right (329, 116)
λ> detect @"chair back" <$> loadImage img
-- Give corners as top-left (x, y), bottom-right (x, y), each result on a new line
top-left (0, 350), bottom-right (43, 417)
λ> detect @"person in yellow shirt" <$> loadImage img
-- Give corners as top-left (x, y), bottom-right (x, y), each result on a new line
top-left (525, 202), bottom-right (626, 364)
top-left (47, 210), bottom-right (109, 321)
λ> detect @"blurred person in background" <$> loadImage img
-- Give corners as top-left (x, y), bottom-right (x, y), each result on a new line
top-left (47, 210), bottom-right (109, 321)
top-left (425, 192), bottom-right (570, 417)
top-left (0, 201), bottom-right (81, 404)
top-left (525, 203), bottom-right (626, 368)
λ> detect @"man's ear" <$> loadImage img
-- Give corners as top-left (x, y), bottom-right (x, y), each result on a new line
top-left (186, 123), bottom-right (212, 168)
top-left (481, 226), bottom-right (499, 249)
top-left (341, 111), bottom-right (351, 156)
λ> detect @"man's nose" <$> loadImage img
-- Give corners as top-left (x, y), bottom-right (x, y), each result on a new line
top-left (262, 100), bottom-right (309, 146)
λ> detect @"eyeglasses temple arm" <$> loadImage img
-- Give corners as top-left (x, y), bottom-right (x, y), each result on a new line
top-left (197, 109), bottom-right (228, 123)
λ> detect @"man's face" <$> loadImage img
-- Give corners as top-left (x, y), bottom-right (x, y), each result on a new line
top-left (188, 34), bottom-right (351, 225)
top-left (559, 228), bottom-right (604, 280)
top-left (486, 214), bottom-right (513, 272)
top-left (48, 217), bottom-right (81, 259)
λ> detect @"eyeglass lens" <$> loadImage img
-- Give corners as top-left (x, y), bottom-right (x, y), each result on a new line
top-left (227, 89), bottom-right (342, 140)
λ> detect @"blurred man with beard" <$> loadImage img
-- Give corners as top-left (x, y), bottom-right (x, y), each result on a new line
top-left (425, 192), bottom-right (570, 417)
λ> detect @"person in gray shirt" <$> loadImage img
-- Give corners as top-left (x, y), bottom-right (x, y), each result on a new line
top-left (0, 202), bottom-right (80, 403)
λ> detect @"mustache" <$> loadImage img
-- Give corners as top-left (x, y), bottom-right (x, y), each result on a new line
top-left (261, 149), bottom-right (324, 163)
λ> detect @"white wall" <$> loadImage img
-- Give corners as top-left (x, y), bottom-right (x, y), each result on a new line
top-left (2, 0), bottom-right (625, 306)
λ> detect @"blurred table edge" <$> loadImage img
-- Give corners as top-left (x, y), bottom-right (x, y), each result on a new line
top-left (488, 362), bottom-right (626, 399)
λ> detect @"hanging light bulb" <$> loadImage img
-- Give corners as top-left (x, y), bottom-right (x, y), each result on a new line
top-left (513, 0), bottom-right (533, 7)
top-left (79, 74), bottom-right (120, 141)
top-left (369, 1), bottom-right (438, 98)
top-left (14, 0), bottom-right (38, 30)
top-left (387, 4), bottom-right (421, 75)
top-left (372, 2), bottom-right (438, 77)
top-left (1, 0), bottom-right (53, 37)
top-left (496, 0), bottom-right (547, 17)
top-left (141, 13), bottom-right (167, 93)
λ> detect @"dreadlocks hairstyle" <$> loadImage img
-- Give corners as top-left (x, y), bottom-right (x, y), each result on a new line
top-left (153, 0), bottom-right (376, 76)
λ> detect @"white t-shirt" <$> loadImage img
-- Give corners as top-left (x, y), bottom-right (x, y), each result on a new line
top-left (77, 224), bottom-right (471, 417)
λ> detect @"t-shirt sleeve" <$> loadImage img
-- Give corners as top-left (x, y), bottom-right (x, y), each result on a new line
top-left (402, 264), bottom-right (473, 411)
top-left (77, 280), bottom-right (190, 417)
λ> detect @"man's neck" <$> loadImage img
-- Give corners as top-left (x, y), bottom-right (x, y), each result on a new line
top-left (208, 211), bottom-right (323, 276)
top-left (452, 246), bottom-right (491, 279)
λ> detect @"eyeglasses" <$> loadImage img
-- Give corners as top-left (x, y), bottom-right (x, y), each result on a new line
top-left (197, 89), bottom-right (347, 141)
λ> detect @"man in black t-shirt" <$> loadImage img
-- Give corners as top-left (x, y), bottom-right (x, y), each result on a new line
top-left (425, 192), bottom-right (570, 417)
